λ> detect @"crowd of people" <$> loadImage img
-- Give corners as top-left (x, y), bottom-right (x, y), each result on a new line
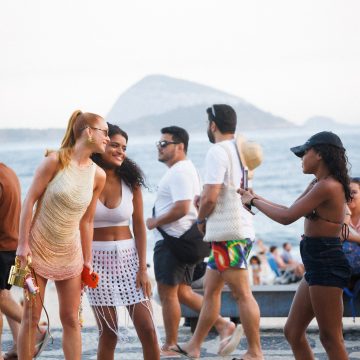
top-left (248, 241), bottom-right (305, 285)
top-left (0, 104), bottom-right (359, 360)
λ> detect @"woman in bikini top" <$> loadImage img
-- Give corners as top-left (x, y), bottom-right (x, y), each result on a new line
top-left (239, 131), bottom-right (352, 360)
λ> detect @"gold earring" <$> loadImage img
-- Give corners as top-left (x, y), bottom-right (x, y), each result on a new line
top-left (87, 136), bottom-right (95, 144)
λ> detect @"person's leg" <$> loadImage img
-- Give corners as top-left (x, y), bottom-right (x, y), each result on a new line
top-left (1, 289), bottom-right (47, 359)
top-left (177, 284), bottom-right (235, 340)
top-left (6, 315), bottom-right (20, 345)
top-left (177, 268), bottom-right (225, 358)
top-left (55, 275), bottom-right (82, 360)
top-left (283, 279), bottom-right (315, 359)
top-left (221, 268), bottom-right (263, 359)
top-left (92, 306), bottom-right (118, 360)
top-left (4, 314), bottom-right (20, 358)
top-left (128, 301), bottom-right (160, 360)
top-left (0, 290), bottom-right (22, 324)
top-left (17, 275), bottom-right (47, 360)
top-left (309, 286), bottom-right (348, 360)
top-left (157, 282), bottom-right (180, 349)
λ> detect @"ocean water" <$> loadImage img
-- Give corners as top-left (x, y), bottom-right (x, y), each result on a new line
top-left (1, 127), bottom-right (359, 263)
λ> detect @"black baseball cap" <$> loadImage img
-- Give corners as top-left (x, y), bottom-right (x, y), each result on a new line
top-left (290, 131), bottom-right (344, 158)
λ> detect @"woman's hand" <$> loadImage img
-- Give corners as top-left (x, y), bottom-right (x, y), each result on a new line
top-left (83, 261), bottom-right (93, 274)
top-left (238, 188), bottom-right (255, 206)
top-left (136, 269), bottom-right (152, 298)
top-left (16, 243), bottom-right (32, 268)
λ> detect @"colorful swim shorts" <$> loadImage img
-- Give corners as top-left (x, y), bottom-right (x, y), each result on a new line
top-left (207, 239), bottom-right (254, 272)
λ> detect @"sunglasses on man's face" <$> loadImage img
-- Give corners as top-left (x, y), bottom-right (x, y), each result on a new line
top-left (156, 140), bottom-right (180, 149)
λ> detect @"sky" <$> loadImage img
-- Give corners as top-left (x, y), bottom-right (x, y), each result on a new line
top-left (1, 0), bottom-right (360, 129)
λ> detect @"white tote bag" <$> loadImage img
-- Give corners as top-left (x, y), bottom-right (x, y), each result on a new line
top-left (203, 143), bottom-right (247, 242)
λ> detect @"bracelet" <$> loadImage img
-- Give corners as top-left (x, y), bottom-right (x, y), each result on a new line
top-left (196, 218), bottom-right (206, 225)
top-left (250, 197), bottom-right (258, 207)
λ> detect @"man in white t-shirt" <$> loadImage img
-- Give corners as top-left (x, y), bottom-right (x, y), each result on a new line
top-left (146, 126), bottom-right (238, 357)
top-left (178, 105), bottom-right (263, 359)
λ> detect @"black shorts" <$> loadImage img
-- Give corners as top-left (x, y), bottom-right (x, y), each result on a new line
top-left (300, 236), bottom-right (351, 289)
top-left (0, 251), bottom-right (16, 290)
top-left (154, 240), bottom-right (195, 286)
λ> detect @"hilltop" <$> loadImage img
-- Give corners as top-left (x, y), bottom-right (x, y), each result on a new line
top-left (106, 75), bottom-right (293, 135)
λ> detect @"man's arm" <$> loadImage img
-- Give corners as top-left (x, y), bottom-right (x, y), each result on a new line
top-left (196, 184), bottom-right (222, 233)
top-left (197, 184), bottom-right (222, 221)
top-left (146, 199), bottom-right (191, 230)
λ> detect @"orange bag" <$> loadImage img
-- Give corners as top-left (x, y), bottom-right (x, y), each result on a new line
top-left (81, 266), bottom-right (99, 288)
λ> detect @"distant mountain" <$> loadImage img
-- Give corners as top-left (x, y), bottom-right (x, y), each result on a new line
top-left (303, 116), bottom-right (338, 129)
top-left (107, 74), bottom-right (294, 134)
top-left (0, 128), bottom-right (64, 143)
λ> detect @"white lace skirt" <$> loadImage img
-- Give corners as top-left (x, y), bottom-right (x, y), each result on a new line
top-left (87, 239), bottom-right (147, 306)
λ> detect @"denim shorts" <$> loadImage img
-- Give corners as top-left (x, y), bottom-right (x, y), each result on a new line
top-left (300, 236), bottom-right (351, 289)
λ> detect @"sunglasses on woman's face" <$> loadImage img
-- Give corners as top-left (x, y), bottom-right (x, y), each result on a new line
top-left (155, 140), bottom-right (180, 149)
top-left (351, 177), bottom-right (360, 182)
top-left (85, 126), bottom-right (109, 137)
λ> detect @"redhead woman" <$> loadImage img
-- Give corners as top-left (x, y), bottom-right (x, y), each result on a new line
top-left (87, 123), bottom-right (160, 360)
top-left (239, 131), bottom-right (351, 360)
top-left (16, 111), bottom-right (108, 360)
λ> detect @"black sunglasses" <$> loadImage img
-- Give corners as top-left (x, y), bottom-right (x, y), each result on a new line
top-left (156, 140), bottom-right (180, 148)
top-left (352, 177), bottom-right (360, 182)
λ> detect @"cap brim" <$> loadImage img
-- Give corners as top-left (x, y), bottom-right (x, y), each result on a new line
top-left (290, 145), bottom-right (307, 158)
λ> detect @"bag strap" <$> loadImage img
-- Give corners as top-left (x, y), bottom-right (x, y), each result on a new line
top-left (234, 138), bottom-right (248, 188)
top-left (152, 206), bottom-right (171, 239)
top-left (218, 142), bottom-right (244, 187)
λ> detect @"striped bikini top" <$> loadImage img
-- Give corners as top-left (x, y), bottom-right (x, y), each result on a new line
top-left (93, 181), bottom-right (133, 228)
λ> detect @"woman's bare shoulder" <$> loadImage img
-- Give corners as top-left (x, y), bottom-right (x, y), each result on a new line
top-left (94, 164), bottom-right (106, 186)
top-left (38, 150), bottom-right (60, 173)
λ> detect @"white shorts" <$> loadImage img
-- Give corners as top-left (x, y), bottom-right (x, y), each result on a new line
top-left (86, 239), bottom-right (147, 306)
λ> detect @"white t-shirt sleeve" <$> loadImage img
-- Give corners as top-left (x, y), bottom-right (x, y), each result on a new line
top-left (169, 168), bottom-right (195, 202)
top-left (204, 145), bottom-right (228, 184)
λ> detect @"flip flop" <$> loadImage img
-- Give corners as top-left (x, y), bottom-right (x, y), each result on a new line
top-left (171, 344), bottom-right (199, 360)
top-left (160, 349), bottom-right (181, 358)
top-left (34, 329), bottom-right (51, 358)
top-left (218, 324), bottom-right (244, 356)
top-left (160, 344), bottom-right (181, 358)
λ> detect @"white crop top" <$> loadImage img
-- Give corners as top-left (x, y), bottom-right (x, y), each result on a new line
top-left (93, 181), bottom-right (133, 228)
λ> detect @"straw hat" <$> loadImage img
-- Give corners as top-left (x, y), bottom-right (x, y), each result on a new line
top-left (235, 134), bottom-right (263, 178)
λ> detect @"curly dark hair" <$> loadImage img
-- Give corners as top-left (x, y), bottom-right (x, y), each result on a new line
top-left (91, 123), bottom-right (147, 191)
top-left (312, 144), bottom-right (352, 202)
